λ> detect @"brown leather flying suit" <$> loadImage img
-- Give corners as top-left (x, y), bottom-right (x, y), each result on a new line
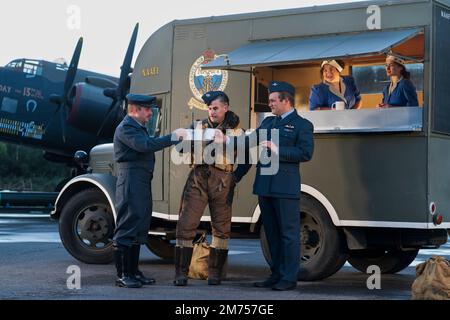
top-left (176, 111), bottom-right (242, 247)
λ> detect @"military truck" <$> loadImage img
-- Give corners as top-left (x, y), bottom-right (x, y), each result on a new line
top-left (52, 0), bottom-right (450, 281)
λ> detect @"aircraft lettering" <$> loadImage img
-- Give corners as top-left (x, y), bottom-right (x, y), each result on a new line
top-left (23, 87), bottom-right (44, 100)
top-left (0, 85), bottom-right (12, 94)
top-left (0, 118), bottom-right (20, 136)
top-left (21, 121), bottom-right (45, 140)
top-left (0, 118), bottom-right (44, 140)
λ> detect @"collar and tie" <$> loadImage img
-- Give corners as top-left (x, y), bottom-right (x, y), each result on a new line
top-left (272, 116), bottom-right (282, 128)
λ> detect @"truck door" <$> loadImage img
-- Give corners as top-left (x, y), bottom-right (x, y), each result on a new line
top-left (147, 94), bottom-right (168, 201)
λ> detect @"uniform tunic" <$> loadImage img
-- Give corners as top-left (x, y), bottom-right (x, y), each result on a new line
top-left (113, 115), bottom-right (174, 246)
top-left (309, 76), bottom-right (361, 110)
top-left (234, 110), bottom-right (314, 283)
top-left (382, 78), bottom-right (419, 107)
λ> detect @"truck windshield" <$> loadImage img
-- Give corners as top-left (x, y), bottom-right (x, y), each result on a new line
top-left (146, 105), bottom-right (162, 137)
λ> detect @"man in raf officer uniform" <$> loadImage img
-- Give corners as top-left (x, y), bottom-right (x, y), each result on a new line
top-left (113, 93), bottom-right (186, 288)
top-left (174, 91), bottom-right (243, 287)
top-left (230, 81), bottom-right (314, 291)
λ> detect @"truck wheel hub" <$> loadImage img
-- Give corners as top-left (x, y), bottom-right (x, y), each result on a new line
top-left (300, 213), bottom-right (323, 262)
top-left (76, 206), bottom-right (112, 247)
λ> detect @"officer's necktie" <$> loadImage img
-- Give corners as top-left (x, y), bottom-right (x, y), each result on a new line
top-left (272, 116), bottom-right (282, 129)
top-left (266, 116), bottom-right (282, 158)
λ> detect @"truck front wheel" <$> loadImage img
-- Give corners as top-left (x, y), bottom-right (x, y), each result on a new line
top-left (59, 188), bottom-right (115, 264)
top-left (260, 194), bottom-right (348, 281)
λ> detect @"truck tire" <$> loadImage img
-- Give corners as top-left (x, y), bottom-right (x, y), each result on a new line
top-left (348, 249), bottom-right (419, 274)
top-left (59, 188), bottom-right (115, 264)
top-left (260, 194), bottom-right (348, 281)
top-left (146, 236), bottom-right (175, 261)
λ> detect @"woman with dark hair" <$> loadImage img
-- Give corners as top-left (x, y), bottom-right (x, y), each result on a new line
top-left (309, 59), bottom-right (362, 110)
top-left (377, 55), bottom-right (419, 108)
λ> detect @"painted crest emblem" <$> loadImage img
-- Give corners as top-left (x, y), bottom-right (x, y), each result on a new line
top-left (188, 50), bottom-right (229, 111)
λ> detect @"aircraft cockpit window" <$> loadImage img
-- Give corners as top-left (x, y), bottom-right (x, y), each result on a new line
top-left (5, 60), bottom-right (23, 71)
top-left (23, 60), bottom-right (43, 76)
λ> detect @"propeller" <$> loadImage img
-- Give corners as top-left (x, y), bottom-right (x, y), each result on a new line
top-left (50, 37), bottom-right (83, 143)
top-left (97, 23), bottom-right (139, 136)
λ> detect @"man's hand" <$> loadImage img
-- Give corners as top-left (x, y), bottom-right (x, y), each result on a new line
top-left (172, 128), bottom-right (189, 141)
top-left (213, 129), bottom-right (227, 144)
top-left (261, 141), bottom-right (278, 155)
top-left (377, 103), bottom-right (391, 109)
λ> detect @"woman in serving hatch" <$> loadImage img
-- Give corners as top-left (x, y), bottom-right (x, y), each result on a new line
top-left (377, 54), bottom-right (419, 108)
top-left (309, 59), bottom-right (362, 111)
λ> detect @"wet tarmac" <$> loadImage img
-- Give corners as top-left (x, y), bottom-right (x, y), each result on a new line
top-left (0, 213), bottom-right (448, 301)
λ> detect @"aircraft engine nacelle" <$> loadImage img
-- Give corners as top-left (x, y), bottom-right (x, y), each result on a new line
top-left (67, 83), bottom-right (117, 136)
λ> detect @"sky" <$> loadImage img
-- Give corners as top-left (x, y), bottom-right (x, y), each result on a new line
top-left (0, 0), bottom-right (361, 76)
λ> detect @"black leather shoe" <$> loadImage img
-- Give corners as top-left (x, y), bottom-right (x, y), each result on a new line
top-left (254, 277), bottom-right (280, 288)
top-left (272, 280), bottom-right (297, 291)
top-left (135, 270), bottom-right (156, 285)
top-left (115, 276), bottom-right (143, 288)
